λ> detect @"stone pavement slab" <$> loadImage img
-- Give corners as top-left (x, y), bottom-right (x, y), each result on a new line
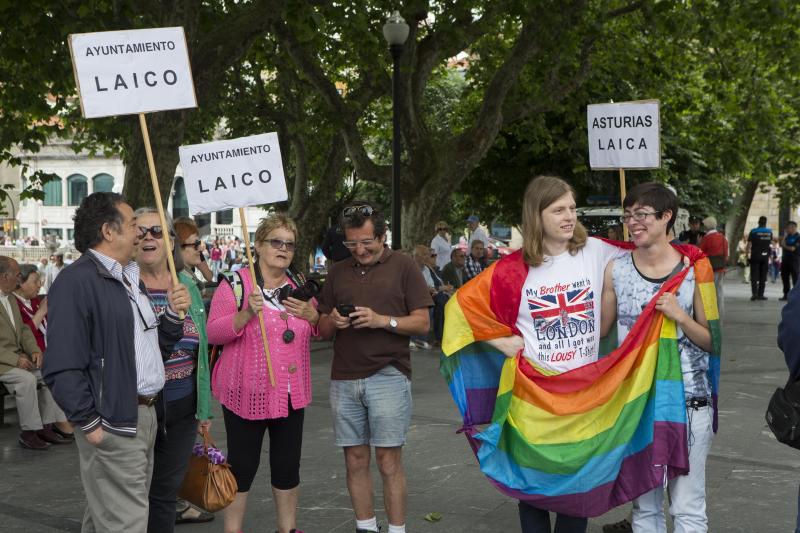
top-left (1, 272), bottom-right (798, 532)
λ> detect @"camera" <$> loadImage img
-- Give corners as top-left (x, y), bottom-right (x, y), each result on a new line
top-left (277, 279), bottom-right (321, 304)
top-left (336, 304), bottom-right (356, 317)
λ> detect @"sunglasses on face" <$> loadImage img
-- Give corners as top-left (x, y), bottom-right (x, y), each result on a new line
top-left (437, 227), bottom-right (449, 231)
top-left (138, 225), bottom-right (164, 239)
top-left (263, 239), bottom-right (296, 252)
top-left (343, 237), bottom-right (379, 249)
top-left (181, 239), bottom-right (202, 250)
top-left (342, 205), bottom-right (375, 218)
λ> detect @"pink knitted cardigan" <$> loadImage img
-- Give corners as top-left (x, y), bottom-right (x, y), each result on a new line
top-left (207, 272), bottom-right (314, 420)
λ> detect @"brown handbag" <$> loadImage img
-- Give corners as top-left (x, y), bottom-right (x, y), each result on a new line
top-left (178, 426), bottom-right (238, 512)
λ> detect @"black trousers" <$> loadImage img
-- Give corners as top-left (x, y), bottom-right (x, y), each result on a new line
top-left (518, 502), bottom-right (587, 533)
top-left (148, 391), bottom-right (198, 533)
top-left (222, 401), bottom-right (304, 492)
top-left (750, 258), bottom-right (769, 297)
top-left (782, 258), bottom-right (799, 296)
top-left (432, 292), bottom-right (449, 342)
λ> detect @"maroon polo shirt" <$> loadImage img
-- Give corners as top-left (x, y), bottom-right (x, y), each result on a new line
top-left (318, 247), bottom-right (433, 380)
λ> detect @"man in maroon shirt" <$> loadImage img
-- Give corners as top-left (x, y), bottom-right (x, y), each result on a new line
top-left (699, 216), bottom-right (729, 318)
top-left (318, 202), bottom-right (432, 533)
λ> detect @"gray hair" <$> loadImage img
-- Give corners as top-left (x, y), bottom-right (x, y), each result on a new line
top-left (133, 207), bottom-right (174, 234)
top-left (133, 207), bottom-right (183, 271)
top-left (19, 264), bottom-right (39, 284)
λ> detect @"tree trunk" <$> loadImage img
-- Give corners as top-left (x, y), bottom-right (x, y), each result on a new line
top-left (122, 110), bottom-right (190, 209)
top-left (402, 171), bottom-right (454, 250)
top-left (726, 178), bottom-right (759, 264)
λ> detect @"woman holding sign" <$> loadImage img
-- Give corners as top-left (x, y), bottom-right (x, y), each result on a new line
top-left (134, 208), bottom-right (213, 533)
top-left (208, 214), bottom-right (319, 533)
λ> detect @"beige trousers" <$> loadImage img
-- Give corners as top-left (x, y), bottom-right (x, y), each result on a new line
top-left (0, 368), bottom-right (65, 430)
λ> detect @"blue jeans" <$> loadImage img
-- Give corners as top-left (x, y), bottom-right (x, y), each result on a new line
top-left (518, 502), bottom-right (587, 533)
top-left (329, 365), bottom-right (412, 447)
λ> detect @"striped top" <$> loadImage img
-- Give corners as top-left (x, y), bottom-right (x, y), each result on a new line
top-left (89, 249), bottom-right (168, 396)
top-left (148, 289), bottom-right (199, 402)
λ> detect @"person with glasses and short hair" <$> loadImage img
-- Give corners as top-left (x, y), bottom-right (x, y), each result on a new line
top-left (464, 239), bottom-right (486, 281)
top-left (43, 192), bottom-right (190, 533)
top-left (133, 208), bottom-right (215, 532)
top-left (601, 182), bottom-right (716, 533)
top-left (430, 221), bottom-right (451, 270)
top-left (317, 201), bottom-right (432, 533)
top-left (207, 213), bottom-right (319, 533)
top-left (175, 217), bottom-right (214, 285)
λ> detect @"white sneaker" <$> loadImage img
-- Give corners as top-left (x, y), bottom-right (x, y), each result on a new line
top-left (415, 340), bottom-right (432, 350)
top-left (409, 340), bottom-right (419, 351)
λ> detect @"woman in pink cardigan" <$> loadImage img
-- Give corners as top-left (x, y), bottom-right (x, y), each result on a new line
top-left (207, 214), bottom-right (318, 533)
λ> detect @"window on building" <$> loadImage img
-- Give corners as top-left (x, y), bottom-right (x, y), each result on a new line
top-left (43, 176), bottom-right (62, 206)
top-left (92, 173), bottom-right (114, 193)
top-left (67, 229), bottom-right (75, 241)
top-left (172, 177), bottom-right (189, 219)
top-left (67, 174), bottom-right (88, 206)
top-left (42, 228), bottom-right (63, 240)
top-left (216, 209), bottom-right (233, 225)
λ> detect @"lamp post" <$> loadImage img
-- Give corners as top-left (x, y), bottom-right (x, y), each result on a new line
top-left (383, 11), bottom-right (409, 250)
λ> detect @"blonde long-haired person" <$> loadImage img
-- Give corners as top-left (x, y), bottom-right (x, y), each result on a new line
top-left (207, 214), bottom-right (318, 533)
top-left (134, 208), bottom-right (213, 533)
top-left (485, 175), bottom-right (627, 533)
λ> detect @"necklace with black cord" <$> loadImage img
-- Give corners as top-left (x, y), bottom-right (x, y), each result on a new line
top-left (254, 257), bottom-right (296, 344)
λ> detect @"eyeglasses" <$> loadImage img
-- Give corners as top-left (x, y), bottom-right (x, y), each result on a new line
top-left (437, 227), bottom-right (449, 231)
top-left (620, 211), bottom-right (663, 223)
top-left (343, 237), bottom-right (379, 249)
top-left (342, 205), bottom-right (374, 218)
top-left (181, 239), bottom-right (202, 250)
top-left (138, 225), bottom-right (164, 239)
top-left (263, 239), bottom-right (296, 252)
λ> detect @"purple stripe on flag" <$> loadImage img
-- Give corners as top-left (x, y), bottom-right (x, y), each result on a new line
top-left (466, 421), bottom-right (689, 518)
top-left (464, 387), bottom-right (499, 426)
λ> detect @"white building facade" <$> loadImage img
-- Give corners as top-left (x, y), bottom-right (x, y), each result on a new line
top-left (0, 139), bottom-right (267, 244)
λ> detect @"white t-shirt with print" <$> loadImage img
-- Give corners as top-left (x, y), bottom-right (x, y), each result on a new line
top-left (515, 238), bottom-right (627, 374)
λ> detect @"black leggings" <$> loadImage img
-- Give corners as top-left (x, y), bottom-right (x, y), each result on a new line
top-left (222, 402), bottom-right (304, 491)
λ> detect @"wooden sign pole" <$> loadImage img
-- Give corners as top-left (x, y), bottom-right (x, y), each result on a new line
top-left (138, 113), bottom-right (184, 319)
top-left (619, 168), bottom-right (628, 241)
top-left (239, 207), bottom-right (276, 387)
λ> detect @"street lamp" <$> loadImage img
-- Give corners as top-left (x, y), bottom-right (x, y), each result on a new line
top-left (383, 10), bottom-right (409, 250)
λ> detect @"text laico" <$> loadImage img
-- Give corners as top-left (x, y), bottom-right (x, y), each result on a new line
top-left (69, 26), bottom-right (197, 118)
top-left (587, 100), bottom-right (660, 169)
top-left (179, 132), bottom-right (288, 216)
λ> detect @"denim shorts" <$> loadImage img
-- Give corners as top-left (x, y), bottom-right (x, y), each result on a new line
top-left (329, 365), bottom-right (412, 448)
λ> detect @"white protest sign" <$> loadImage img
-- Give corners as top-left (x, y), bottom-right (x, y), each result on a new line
top-left (179, 133), bottom-right (288, 215)
top-left (587, 100), bottom-right (660, 169)
top-left (69, 27), bottom-right (197, 118)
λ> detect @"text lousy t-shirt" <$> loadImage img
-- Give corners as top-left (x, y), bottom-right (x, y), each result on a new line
top-left (515, 238), bottom-right (626, 374)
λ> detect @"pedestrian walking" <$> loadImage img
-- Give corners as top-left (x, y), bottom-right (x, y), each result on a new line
top-left (747, 216), bottom-right (772, 300)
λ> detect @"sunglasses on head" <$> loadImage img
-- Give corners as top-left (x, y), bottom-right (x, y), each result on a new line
top-left (342, 205), bottom-right (374, 218)
top-left (181, 239), bottom-right (202, 250)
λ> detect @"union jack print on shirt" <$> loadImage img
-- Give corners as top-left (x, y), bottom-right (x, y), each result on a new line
top-left (528, 287), bottom-right (594, 331)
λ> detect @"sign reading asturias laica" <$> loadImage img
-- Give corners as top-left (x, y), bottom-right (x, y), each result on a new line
top-left (179, 133), bottom-right (289, 215)
top-left (587, 100), bottom-right (660, 169)
top-left (69, 27), bottom-right (197, 118)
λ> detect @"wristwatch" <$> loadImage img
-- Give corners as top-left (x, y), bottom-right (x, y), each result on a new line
top-left (388, 316), bottom-right (398, 330)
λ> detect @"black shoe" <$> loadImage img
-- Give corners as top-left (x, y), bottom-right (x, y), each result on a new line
top-left (356, 527), bottom-right (381, 533)
top-left (750, 296), bottom-right (757, 301)
top-left (50, 424), bottom-right (75, 441)
top-left (780, 296), bottom-right (789, 301)
top-left (758, 296), bottom-right (768, 300)
top-left (175, 501), bottom-right (214, 524)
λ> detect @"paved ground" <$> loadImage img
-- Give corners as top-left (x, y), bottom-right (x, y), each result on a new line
top-left (1, 270), bottom-right (798, 532)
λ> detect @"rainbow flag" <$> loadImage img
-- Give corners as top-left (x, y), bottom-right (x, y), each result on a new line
top-left (440, 246), bottom-right (721, 517)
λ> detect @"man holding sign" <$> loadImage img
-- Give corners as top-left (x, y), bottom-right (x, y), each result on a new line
top-left (44, 193), bottom-right (190, 533)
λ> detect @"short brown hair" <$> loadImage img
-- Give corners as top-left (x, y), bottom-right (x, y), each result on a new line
top-left (254, 213), bottom-right (298, 243)
top-left (521, 175), bottom-right (587, 267)
top-left (174, 217), bottom-right (199, 243)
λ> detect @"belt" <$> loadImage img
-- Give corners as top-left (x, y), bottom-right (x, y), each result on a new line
top-left (137, 394), bottom-right (157, 407)
top-left (686, 397), bottom-right (709, 409)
